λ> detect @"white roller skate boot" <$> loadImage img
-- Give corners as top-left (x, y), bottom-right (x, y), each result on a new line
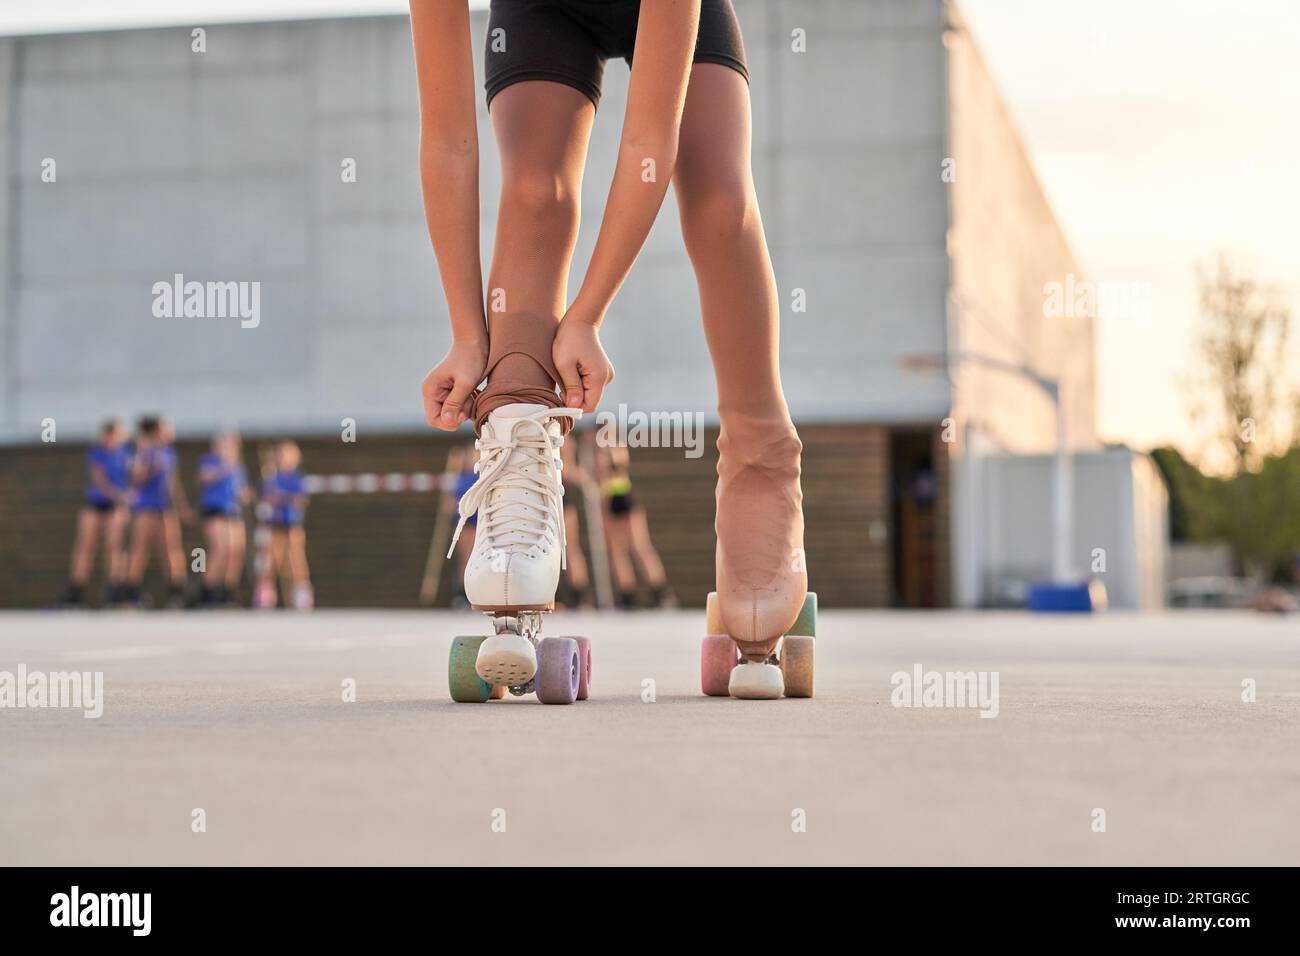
top-left (448, 403), bottom-right (580, 687)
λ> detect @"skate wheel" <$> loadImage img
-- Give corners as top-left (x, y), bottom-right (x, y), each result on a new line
top-left (489, 683), bottom-right (507, 700)
top-left (786, 592), bottom-right (817, 637)
top-left (574, 637), bottom-right (592, 701)
top-left (700, 634), bottom-right (738, 696)
top-left (781, 635), bottom-right (815, 698)
top-left (449, 636), bottom-right (495, 703)
top-left (705, 591), bottom-right (723, 635)
top-left (535, 637), bottom-right (580, 705)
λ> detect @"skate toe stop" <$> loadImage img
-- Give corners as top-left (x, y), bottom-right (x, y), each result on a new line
top-left (728, 661), bottom-right (784, 700)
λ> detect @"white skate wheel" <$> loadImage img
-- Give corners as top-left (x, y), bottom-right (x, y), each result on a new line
top-left (728, 661), bottom-right (784, 700)
top-left (476, 632), bottom-right (537, 686)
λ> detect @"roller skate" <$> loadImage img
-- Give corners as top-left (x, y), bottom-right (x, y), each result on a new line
top-left (446, 404), bottom-right (592, 705)
top-left (702, 591), bottom-right (817, 699)
top-left (701, 412), bottom-right (814, 699)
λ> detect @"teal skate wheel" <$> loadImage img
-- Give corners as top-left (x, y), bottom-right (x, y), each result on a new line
top-left (786, 592), bottom-right (817, 638)
top-left (448, 635), bottom-right (494, 703)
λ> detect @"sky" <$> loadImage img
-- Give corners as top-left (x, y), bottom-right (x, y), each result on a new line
top-left (3, 0), bottom-right (1296, 458)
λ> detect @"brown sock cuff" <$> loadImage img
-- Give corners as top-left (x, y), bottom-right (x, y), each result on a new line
top-left (463, 316), bottom-right (568, 434)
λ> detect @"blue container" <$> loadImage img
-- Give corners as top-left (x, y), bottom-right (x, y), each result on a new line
top-left (1027, 579), bottom-right (1105, 613)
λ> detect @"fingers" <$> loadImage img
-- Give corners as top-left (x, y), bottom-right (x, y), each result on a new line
top-left (579, 359), bottom-right (614, 413)
top-left (422, 371), bottom-right (471, 432)
top-left (557, 354), bottom-right (585, 410)
top-left (440, 378), bottom-right (475, 429)
top-left (422, 376), bottom-right (450, 428)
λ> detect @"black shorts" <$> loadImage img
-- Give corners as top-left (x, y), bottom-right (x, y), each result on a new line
top-left (85, 500), bottom-right (116, 514)
top-left (607, 492), bottom-right (635, 516)
top-left (485, 0), bottom-right (748, 109)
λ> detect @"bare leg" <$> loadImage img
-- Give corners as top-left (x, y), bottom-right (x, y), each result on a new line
top-left (288, 527), bottom-right (311, 587)
top-left (162, 511), bottom-right (187, 586)
top-left (105, 506), bottom-right (129, 585)
top-left (563, 505), bottom-right (590, 591)
top-left (473, 82), bottom-right (594, 425)
top-left (224, 518), bottom-right (247, 591)
top-left (69, 509), bottom-right (103, 586)
top-left (674, 64), bottom-right (806, 658)
top-left (626, 507), bottom-right (668, 588)
top-left (203, 516), bottom-right (229, 590)
top-left (270, 529), bottom-right (291, 606)
top-left (127, 512), bottom-right (160, 586)
top-left (603, 514), bottom-right (637, 597)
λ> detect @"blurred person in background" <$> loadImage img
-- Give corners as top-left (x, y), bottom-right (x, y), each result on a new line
top-left (598, 443), bottom-right (675, 609)
top-left (121, 416), bottom-right (189, 608)
top-left (61, 418), bottom-right (132, 607)
top-left (251, 444), bottom-right (279, 608)
top-left (158, 417), bottom-right (195, 607)
top-left (196, 432), bottom-right (251, 607)
top-left (560, 435), bottom-right (593, 608)
top-left (446, 441), bottom-right (479, 608)
top-left (267, 440), bottom-right (313, 610)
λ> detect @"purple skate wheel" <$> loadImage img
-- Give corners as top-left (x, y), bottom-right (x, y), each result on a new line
top-left (536, 637), bottom-right (579, 705)
top-left (574, 637), bottom-right (592, 700)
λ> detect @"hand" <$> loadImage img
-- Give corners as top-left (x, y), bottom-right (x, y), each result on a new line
top-left (422, 340), bottom-right (487, 430)
top-left (553, 315), bottom-right (614, 413)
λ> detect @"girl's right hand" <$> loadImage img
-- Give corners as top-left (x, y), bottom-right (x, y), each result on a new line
top-left (422, 340), bottom-right (488, 430)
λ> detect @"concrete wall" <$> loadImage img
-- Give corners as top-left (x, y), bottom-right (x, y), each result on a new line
top-left (943, 0), bottom-right (1097, 453)
top-left (0, 0), bottom-right (955, 444)
top-left (0, 39), bottom-right (15, 430)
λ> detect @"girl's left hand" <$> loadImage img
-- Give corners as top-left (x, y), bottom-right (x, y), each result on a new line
top-left (553, 315), bottom-right (614, 413)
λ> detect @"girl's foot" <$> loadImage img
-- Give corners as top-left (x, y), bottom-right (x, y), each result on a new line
top-left (714, 411), bottom-right (808, 662)
top-left (452, 403), bottom-right (580, 613)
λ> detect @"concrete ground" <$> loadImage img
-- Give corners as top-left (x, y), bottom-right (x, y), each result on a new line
top-left (1, 608), bottom-right (1297, 866)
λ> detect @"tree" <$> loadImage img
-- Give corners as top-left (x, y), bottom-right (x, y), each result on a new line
top-left (1181, 255), bottom-right (1300, 580)
top-left (1188, 254), bottom-right (1299, 472)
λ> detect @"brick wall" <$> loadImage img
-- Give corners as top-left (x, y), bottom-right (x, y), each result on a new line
top-left (0, 424), bottom-right (896, 609)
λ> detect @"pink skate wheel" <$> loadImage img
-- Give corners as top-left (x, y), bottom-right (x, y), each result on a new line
top-left (574, 637), bottom-right (592, 700)
top-left (536, 637), bottom-right (580, 705)
top-left (701, 635), bottom-right (738, 697)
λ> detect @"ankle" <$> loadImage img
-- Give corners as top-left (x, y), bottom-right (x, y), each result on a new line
top-left (717, 414), bottom-right (801, 470)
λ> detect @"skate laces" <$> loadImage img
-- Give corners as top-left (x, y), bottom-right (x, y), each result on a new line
top-left (447, 408), bottom-right (581, 567)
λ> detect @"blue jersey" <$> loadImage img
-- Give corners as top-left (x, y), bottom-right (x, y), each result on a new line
top-left (270, 470), bottom-right (306, 525)
top-left (133, 445), bottom-right (176, 511)
top-left (86, 444), bottom-right (131, 506)
top-left (199, 454), bottom-right (246, 515)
